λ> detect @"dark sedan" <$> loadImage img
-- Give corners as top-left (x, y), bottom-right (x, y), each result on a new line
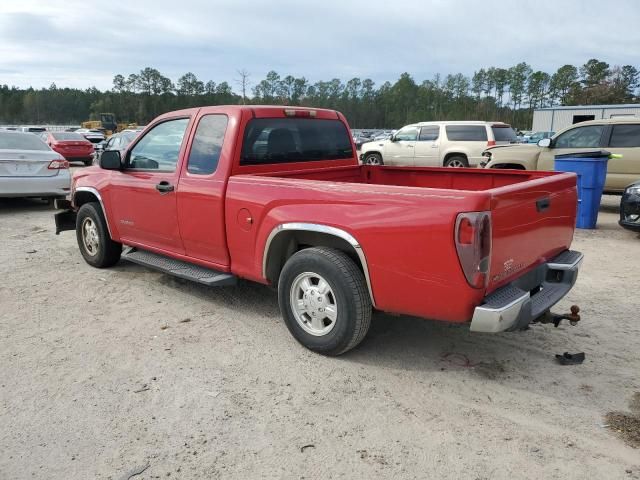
top-left (620, 181), bottom-right (640, 232)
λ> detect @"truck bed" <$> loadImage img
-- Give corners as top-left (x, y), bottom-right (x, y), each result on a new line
top-left (226, 164), bottom-right (578, 323)
top-left (258, 164), bottom-right (551, 191)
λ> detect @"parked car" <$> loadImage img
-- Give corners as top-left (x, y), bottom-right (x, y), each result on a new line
top-left (55, 105), bottom-right (583, 356)
top-left (18, 126), bottom-right (47, 134)
top-left (40, 131), bottom-right (95, 166)
top-left (360, 121), bottom-right (517, 167)
top-left (620, 181), bottom-right (640, 232)
top-left (527, 131), bottom-right (555, 144)
top-left (97, 131), bottom-right (139, 162)
top-left (75, 128), bottom-right (106, 151)
top-left (482, 118), bottom-right (640, 193)
top-left (0, 131), bottom-right (70, 199)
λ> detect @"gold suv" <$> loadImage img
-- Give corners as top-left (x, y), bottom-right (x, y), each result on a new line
top-left (482, 118), bottom-right (640, 193)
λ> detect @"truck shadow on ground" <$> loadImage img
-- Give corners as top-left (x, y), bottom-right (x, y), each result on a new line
top-left (112, 262), bottom-right (561, 376)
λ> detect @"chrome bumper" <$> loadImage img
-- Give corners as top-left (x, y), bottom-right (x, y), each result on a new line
top-left (470, 250), bottom-right (583, 333)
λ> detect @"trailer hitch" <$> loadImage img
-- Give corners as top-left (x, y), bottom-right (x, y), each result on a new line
top-left (535, 305), bottom-right (581, 328)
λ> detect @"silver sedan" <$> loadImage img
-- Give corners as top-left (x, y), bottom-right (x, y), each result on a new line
top-left (0, 131), bottom-right (71, 199)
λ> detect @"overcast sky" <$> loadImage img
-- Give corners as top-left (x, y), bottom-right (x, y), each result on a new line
top-left (1, 0), bottom-right (639, 92)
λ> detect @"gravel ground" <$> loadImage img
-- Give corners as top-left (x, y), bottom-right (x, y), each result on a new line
top-left (1, 190), bottom-right (639, 479)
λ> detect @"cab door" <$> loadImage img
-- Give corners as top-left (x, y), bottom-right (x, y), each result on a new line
top-left (107, 117), bottom-right (191, 254)
top-left (538, 123), bottom-right (607, 171)
top-left (413, 125), bottom-right (441, 166)
top-left (383, 126), bottom-right (418, 165)
top-left (176, 113), bottom-right (231, 267)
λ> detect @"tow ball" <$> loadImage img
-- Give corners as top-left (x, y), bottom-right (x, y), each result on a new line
top-left (535, 305), bottom-right (581, 328)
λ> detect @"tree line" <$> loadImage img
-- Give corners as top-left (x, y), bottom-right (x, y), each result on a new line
top-left (0, 59), bottom-right (637, 130)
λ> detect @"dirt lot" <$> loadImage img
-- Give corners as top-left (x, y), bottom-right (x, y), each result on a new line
top-left (1, 191), bottom-right (639, 479)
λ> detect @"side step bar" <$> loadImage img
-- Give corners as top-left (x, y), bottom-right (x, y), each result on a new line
top-left (121, 247), bottom-right (237, 287)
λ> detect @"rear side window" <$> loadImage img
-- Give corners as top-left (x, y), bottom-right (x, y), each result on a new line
top-left (240, 118), bottom-right (353, 166)
top-left (187, 115), bottom-right (228, 174)
top-left (445, 125), bottom-right (488, 141)
top-left (609, 124), bottom-right (640, 148)
top-left (0, 132), bottom-right (50, 151)
top-left (419, 126), bottom-right (439, 141)
top-left (491, 126), bottom-right (517, 142)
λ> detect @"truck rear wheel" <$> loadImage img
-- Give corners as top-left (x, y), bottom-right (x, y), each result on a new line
top-left (278, 247), bottom-right (372, 356)
top-left (76, 202), bottom-right (122, 268)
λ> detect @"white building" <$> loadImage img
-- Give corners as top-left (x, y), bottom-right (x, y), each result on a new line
top-left (532, 104), bottom-right (640, 133)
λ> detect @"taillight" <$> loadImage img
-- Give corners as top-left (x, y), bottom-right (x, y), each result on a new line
top-left (487, 140), bottom-right (496, 147)
top-left (48, 159), bottom-right (69, 169)
top-left (454, 211), bottom-right (492, 289)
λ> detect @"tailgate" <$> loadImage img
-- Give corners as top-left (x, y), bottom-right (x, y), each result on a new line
top-left (487, 172), bottom-right (577, 293)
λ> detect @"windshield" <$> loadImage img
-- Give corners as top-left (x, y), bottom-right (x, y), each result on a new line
top-left (240, 118), bottom-right (353, 166)
top-left (0, 132), bottom-right (50, 151)
top-left (52, 132), bottom-right (86, 141)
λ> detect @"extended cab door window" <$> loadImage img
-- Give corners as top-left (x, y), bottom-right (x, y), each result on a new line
top-left (127, 118), bottom-right (189, 171)
top-left (186, 115), bottom-right (228, 175)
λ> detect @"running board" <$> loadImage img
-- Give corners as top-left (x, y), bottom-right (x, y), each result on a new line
top-left (121, 248), bottom-right (237, 287)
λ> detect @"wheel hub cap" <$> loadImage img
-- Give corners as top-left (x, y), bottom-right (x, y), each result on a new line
top-left (82, 218), bottom-right (100, 256)
top-left (290, 272), bottom-right (338, 336)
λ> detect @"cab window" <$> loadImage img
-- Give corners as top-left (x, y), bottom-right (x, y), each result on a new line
top-left (608, 124), bottom-right (640, 148)
top-left (554, 125), bottom-right (605, 149)
top-left (127, 118), bottom-right (189, 171)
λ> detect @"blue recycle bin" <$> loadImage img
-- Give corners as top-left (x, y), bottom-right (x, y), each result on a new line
top-left (554, 151), bottom-right (610, 229)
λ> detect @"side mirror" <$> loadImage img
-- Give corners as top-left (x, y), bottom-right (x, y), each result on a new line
top-left (389, 135), bottom-right (396, 142)
top-left (100, 150), bottom-right (122, 170)
top-left (538, 138), bottom-right (551, 148)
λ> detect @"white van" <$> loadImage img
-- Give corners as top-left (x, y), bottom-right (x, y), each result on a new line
top-left (360, 121), bottom-right (517, 167)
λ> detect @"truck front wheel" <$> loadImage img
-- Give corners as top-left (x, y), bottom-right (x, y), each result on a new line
top-left (278, 247), bottom-right (372, 356)
top-left (76, 202), bottom-right (122, 268)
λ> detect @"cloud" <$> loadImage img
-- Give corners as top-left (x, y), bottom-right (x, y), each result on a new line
top-left (0, 0), bottom-right (638, 91)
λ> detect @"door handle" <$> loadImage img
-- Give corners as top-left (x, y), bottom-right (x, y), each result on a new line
top-left (431, 144), bottom-right (439, 148)
top-left (407, 145), bottom-right (414, 148)
top-left (155, 181), bottom-right (174, 194)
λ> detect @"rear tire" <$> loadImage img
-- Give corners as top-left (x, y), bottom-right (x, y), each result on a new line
top-left (444, 155), bottom-right (469, 168)
top-left (76, 202), bottom-right (121, 268)
top-left (363, 152), bottom-right (383, 166)
top-left (278, 247), bottom-right (372, 356)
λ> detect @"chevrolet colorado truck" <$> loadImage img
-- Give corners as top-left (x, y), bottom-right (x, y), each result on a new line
top-left (55, 106), bottom-right (583, 355)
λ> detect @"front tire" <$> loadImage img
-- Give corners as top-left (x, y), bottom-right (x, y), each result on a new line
top-left (278, 247), bottom-right (372, 356)
top-left (76, 202), bottom-right (122, 268)
top-left (363, 152), bottom-right (383, 166)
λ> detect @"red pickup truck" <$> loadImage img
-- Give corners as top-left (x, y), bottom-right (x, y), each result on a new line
top-left (55, 106), bottom-right (583, 355)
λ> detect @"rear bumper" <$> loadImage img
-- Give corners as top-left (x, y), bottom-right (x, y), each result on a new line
top-left (0, 172), bottom-right (71, 198)
top-left (470, 250), bottom-right (583, 333)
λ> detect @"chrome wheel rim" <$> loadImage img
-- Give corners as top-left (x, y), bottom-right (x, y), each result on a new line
top-left (365, 155), bottom-right (381, 165)
top-left (81, 217), bottom-right (100, 256)
top-left (447, 159), bottom-right (466, 167)
top-left (290, 272), bottom-right (338, 336)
